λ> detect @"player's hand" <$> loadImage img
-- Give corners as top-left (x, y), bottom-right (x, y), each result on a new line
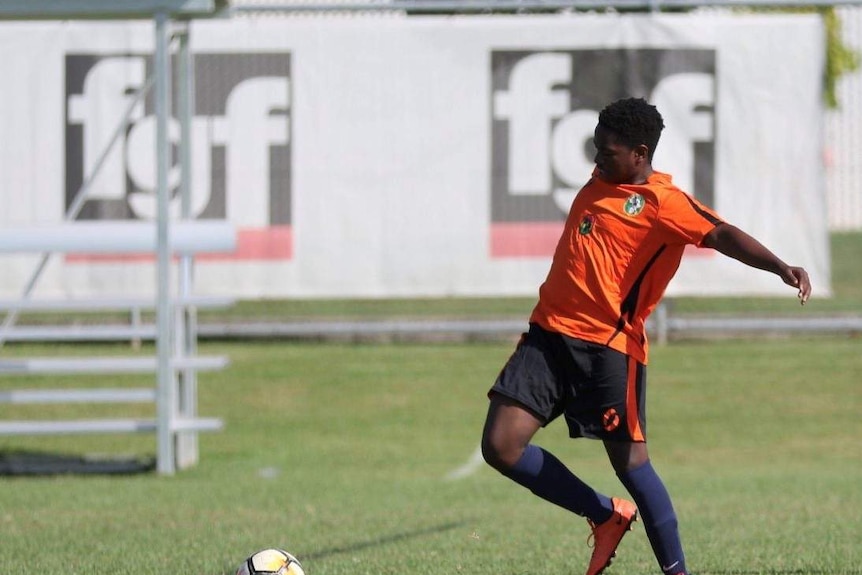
top-left (781, 266), bottom-right (811, 305)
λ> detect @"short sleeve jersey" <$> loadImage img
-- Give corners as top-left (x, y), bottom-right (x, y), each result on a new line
top-left (529, 170), bottom-right (723, 364)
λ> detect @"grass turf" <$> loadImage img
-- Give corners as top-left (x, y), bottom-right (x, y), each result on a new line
top-left (0, 337), bottom-right (859, 574)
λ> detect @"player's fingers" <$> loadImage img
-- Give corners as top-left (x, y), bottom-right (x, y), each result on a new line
top-left (794, 269), bottom-right (812, 305)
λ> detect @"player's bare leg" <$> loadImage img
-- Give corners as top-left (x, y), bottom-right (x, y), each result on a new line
top-left (481, 393), bottom-right (543, 471)
top-left (482, 394), bottom-right (628, 575)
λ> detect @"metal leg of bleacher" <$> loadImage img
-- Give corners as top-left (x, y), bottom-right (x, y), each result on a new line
top-left (174, 22), bottom-right (199, 471)
top-left (0, 4), bottom-right (233, 476)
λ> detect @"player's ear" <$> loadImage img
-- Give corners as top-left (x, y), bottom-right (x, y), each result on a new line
top-left (633, 144), bottom-right (650, 164)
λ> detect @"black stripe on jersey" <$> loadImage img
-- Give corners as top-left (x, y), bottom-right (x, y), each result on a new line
top-left (682, 193), bottom-right (723, 226)
top-left (605, 244), bottom-right (668, 347)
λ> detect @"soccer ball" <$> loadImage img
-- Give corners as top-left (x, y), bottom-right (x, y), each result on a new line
top-left (235, 548), bottom-right (306, 575)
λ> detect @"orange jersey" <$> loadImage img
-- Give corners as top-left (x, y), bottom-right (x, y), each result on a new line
top-left (529, 170), bottom-right (723, 364)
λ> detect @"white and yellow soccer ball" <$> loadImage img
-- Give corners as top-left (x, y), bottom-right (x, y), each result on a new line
top-left (235, 548), bottom-right (306, 575)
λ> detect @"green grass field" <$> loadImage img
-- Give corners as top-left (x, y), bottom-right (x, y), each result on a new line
top-left (0, 337), bottom-right (859, 574)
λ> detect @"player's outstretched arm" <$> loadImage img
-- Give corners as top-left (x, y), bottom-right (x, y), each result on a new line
top-left (702, 223), bottom-right (812, 305)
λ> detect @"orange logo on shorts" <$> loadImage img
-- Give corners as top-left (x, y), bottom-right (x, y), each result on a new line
top-left (602, 408), bottom-right (620, 432)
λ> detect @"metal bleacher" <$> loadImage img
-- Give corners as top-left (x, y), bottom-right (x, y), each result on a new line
top-left (0, 0), bottom-right (232, 475)
top-left (0, 222), bottom-right (236, 473)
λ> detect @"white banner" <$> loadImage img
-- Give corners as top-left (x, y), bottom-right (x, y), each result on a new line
top-left (0, 15), bottom-right (829, 299)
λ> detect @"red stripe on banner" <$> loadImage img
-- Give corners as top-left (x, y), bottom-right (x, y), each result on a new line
top-left (65, 226), bottom-right (293, 263)
top-left (490, 222), bottom-right (563, 258)
top-left (65, 253), bottom-right (148, 263)
top-left (489, 223), bottom-right (717, 259)
top-left (200, 226), bottom-right (293, 261)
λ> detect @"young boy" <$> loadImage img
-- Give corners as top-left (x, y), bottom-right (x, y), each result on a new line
top-left (480, 97), bottom-right (811, 575)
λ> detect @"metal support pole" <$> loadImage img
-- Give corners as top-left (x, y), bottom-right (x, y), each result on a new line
top-left (176, 22), bottom-right (199, 469)
top-left (155, 10), bottom-right (176, 476)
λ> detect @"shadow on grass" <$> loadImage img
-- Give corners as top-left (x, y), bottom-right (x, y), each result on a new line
top-left (0, 449), bottom-right (155, 476)
top-left (221, 522), bottom-right (469, 575)
top-left (302, 520), bottom-right (468, 561)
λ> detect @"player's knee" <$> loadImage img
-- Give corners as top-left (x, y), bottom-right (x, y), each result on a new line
top-left (605, 440), bottom-right (650, 474)
top-left (480, 433), bottom-right (519, 472)
top-left (481, 442), bottom-right (510, 472)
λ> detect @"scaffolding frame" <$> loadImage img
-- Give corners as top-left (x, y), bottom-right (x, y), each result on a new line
top-left (0, 0), bottom-right (228, 475)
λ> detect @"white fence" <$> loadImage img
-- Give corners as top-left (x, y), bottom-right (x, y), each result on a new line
top-left (0, 13), bottom-right (833, 299)
top-left (227, 0), bottom-right (862, 232)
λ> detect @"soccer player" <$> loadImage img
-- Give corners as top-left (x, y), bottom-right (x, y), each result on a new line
top-left (480, 97), bottom-right (811, 575)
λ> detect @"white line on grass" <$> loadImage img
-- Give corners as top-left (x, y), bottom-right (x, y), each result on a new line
top-left (444, 446), bottom-right (484, 480)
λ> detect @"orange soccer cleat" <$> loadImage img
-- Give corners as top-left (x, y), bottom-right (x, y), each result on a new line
top-left (585, 497), bottom-right (638, 575)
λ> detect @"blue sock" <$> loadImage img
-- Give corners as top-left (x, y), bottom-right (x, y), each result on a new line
top-left (503, 444), bottom-right (613, 524)
top-left (617, 460), bottom-right (687, 575)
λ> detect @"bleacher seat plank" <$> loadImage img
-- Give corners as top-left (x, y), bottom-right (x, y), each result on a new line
top-left (0, 388), bottom-right (156, 404)
top-left (0, 355), bottom-right (228, 374)
top-left (0, 417), bottom-right (223, 436)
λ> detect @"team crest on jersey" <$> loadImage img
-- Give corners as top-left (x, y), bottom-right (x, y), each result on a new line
top-left (578, 214), bottom-right (595, 235)
top-left (624, 193), bottom-right (646, 216)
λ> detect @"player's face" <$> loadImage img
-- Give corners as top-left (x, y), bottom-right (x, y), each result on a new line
top-left (592, 125), bottom-right (647, 185)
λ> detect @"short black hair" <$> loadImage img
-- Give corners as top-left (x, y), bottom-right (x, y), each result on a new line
top-left (598, 97), bottom-right (665, 160)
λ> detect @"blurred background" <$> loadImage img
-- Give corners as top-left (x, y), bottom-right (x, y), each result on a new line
top-left (0, 1), bottom-right (858, 306)
top-left (0, 0), bottom-right (859, 472)
top-left (0, 7), bottom-right (859, 573)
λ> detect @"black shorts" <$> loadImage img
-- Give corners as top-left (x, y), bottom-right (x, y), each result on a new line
top-left (489, 323), bottom-right (647, 442)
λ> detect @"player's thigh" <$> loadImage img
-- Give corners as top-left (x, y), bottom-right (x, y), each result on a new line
top-left (563, 343), bottom-right (647, 442)
top-left (483, 326), bottom-right (564, 465)
top-left (482, 392), bottom-right (544, 462)
top-left (486, 324), bottom-right (567, 426)
top-left (603, 439), bottom-right (650, 474)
